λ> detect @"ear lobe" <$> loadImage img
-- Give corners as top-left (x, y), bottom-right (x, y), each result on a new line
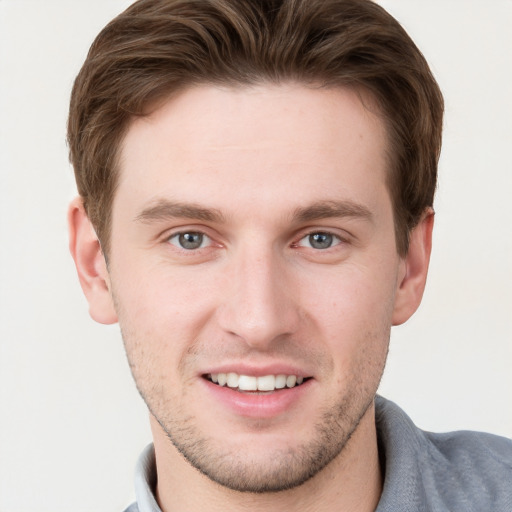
top-left (392, 209), bottom-right (434, 326)
top-left (68, 197), bottom-right (118, 325)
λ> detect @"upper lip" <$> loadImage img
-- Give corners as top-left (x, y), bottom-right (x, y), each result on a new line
top-left (200, 362), bottom-right (312, 378)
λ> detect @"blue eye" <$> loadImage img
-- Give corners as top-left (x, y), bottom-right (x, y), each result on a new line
top-left (168, 232), bottom-right (210, 250)
top-left (299, 232), bottom-right (340, 250)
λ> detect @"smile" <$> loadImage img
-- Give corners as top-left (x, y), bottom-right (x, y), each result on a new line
top-left (207, 373), bottom-right (306, 392)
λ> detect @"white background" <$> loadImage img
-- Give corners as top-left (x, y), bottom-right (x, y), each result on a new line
top-left (0, 1), bottom-right (511, 511)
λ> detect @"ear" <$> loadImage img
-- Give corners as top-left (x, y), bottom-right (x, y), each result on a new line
top-left (392, 209), bottom-right (434, 326)
top-left (68, 197), bottom-right (118, 324)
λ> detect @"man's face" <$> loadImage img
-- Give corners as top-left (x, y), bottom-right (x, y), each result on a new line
top-left (107, 84), bottom-right (406, 491)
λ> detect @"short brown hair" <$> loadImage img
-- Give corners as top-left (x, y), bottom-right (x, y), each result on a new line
top-left (68, 0), bottom-right (443, 256)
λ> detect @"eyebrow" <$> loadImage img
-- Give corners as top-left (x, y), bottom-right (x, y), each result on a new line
top-left (135, 199), bottom-right (225, 224)
top-left (292, 200), bottom-right (373, 223)
top-left (134, 198), bottom-right (372, 225)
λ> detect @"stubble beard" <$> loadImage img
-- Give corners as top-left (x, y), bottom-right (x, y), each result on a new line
top-left (117, 309), bottom-right (390, 494)
top-left (149, 390), bottom-right (376, 493)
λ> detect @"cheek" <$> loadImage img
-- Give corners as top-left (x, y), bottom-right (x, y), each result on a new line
top-left (302, 263), bottom-right (396, 369)
top-left (110, 260), bottom-right (221, 374)
top-left (113, 256), bottom-right (218, 321)
top-left (304, 261), bottom-right (398, 325)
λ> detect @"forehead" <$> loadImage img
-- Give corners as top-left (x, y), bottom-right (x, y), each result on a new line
top-left (115, 83), bottom-right (390, 219)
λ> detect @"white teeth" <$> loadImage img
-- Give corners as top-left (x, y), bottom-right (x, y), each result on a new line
top-left (208, 372), bottom-right (305, 391)
top-left (256, 375), bottom-right (275, 391)
top-left (238, 375), bottom-right (258, 391)
top-left (286, 375), bottom-right (297, 388)
top-left (227, 372), bottom-right (238, 388)
top-left (275, 375), bottom-right (287, 389)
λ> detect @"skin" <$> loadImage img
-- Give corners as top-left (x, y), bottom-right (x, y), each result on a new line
top-left (69, 83), bottom-right (433, 512)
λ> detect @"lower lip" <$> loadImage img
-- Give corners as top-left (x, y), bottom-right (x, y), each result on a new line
top-left (201, 378), bottom-right (313, 419)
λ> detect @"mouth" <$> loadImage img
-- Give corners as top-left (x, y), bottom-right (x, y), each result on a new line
top-left (204, 373), bottom-right (309, 393)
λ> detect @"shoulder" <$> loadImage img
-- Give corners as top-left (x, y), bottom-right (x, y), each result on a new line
top-left (375, 396), bottom-right (512, 512)
top-left (423, 428), bottom-right (512, 495)
top-left (420, 428), bottom-right (512, 511)
top-left (426, 427), bottom-right (512, 466)
top-left (376, 395), bottom-right (512, 467)
top-left (122, 503), bottom-right (139, 512)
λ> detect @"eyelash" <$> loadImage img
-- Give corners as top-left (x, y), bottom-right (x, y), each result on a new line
top-left (167, 231), bottom-right (213, 251)
top-left (165, 229), bottom-right (346, 252)
top-left (295, 231), bottom-right (344, 250)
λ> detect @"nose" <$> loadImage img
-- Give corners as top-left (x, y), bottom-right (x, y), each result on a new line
top-left (216, 245), bottom-right (301, 350)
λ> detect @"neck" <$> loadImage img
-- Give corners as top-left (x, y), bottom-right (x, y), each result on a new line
top-left (151, 403), bottom-right (382, 512)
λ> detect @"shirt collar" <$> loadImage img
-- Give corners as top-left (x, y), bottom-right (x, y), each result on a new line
top-left (133, 443), bottom-right (161, 512)
top-left (132, 396), bottom-right (427, 512)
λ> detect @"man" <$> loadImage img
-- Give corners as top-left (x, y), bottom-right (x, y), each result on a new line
top-left (67, 0), bottom-right (512, 511)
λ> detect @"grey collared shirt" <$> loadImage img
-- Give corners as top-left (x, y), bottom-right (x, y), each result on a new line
top-left (124, 396), bottom-right (512, 511)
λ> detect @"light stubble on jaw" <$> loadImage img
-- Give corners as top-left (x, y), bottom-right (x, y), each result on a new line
top-left (114, 286), bottom-right (390, 493)
top-left (144, 344), bottom-right (386, 494)
top-left (151, 394), bottom-right (374, 494)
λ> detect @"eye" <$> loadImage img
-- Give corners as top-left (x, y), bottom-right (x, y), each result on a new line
top-left (168, 231), bottom-right (211, 250)
top-left (298, 232), bottom-right (341, 250)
